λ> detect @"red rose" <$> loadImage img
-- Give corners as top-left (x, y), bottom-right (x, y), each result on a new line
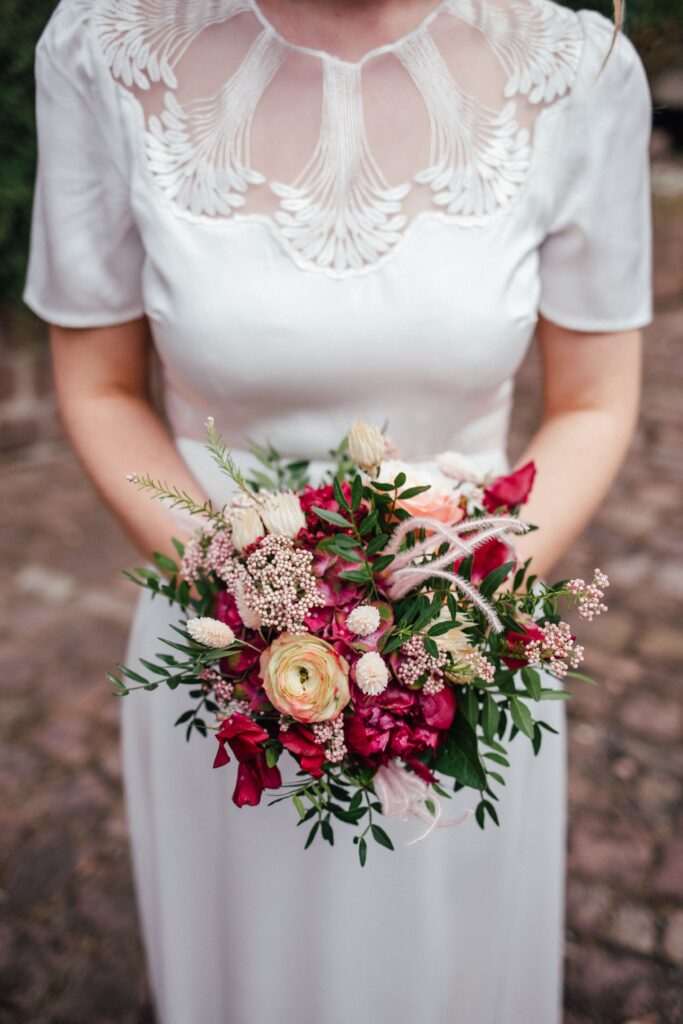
top-left (483, 461), bottom-right (536, 513)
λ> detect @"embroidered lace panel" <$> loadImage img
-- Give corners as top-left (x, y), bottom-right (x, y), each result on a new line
top-left (87, 0), bottom-right (584, 274)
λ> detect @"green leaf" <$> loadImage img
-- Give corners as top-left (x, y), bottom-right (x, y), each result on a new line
top-left (483, 751), bottom-right (509, 767)
top-left (483, 799), bottom-right (500, 826)
top-left (339, 568), bottom-right (372, 583)
top-left (359, 511), bottom-right (379, 535)
top-left (459, 686), bottom-right (479, 727)
top-left (333, 476), bottom-right (350, 511)
top-left (311, 505), bottom-right (351, 528)
top-left (565, 671), bottom-right (598, 686)
top-left (174, 710), bottom-right (194, 725)
top-left (397, 485), bottom-right (432, 500)
top-left (358, 836), bottom-right (368, 866)
top-left (152, 551), bottom-right (179, 573)
top-left (293, 796), bottom-right (306, 820)
top-left (479, 560), bottom-right (515, 599)
top-left (171, 537), bottom-right (186, 558)
top-left (371, 824), bottom-right (394, 850)
top-left (349, 790), bottom-right (363, 813)
top-left (456, 554), bottom-right (473, 581)
top-left (366, 534), bottom-right (389, 556)
top-left (482, 693), bottom-right (500, 742)
top-left (509, 696), bottom-right (534, 738)
top-left (428, 619), bottom-right (459, 636)
top-left (393, 472), bottom-right (407, 488)
top-left (539, 689), bottom-right (571, 700)
top-left (351, 474), bottom-right (363, 510)
top-left (371, 555), bottom-right (394, 573)
top-left (434, 712), bottom-right (487, 789)
top-left (304, 822), bottom-right (319, 849)
top-left (423, 635), bottom-right (440, 659)
top-left (320, 819), bottom-right (334, 845)
top-left (265, 746), bottom-right (280, 768)
top-left (521, 666), bottom-right (542, 701)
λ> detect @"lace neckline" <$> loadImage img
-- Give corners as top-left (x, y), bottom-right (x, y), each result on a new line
top-left (86, 0), bottom-right (585, 276)
top-left (248, 0), bottom-right (452, 68)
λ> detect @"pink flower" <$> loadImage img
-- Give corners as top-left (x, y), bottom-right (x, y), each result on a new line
top-left (279, 725), bottom-right (327, 777)
top-left (212, 713), bottom-right (282, 807)
top-left (483, 461), bottom-right (536, 512)
top-left (344, 683), bottom-right (456, 768)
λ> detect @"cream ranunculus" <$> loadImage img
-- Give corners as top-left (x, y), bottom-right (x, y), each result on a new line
top-left (259, 491), bottom-right (306, 539)
top-left (348, 417), bottom-right (385, 474)
top-left (230, 505), bottom-right (265, 552)
top-left (259, 633), bottom-right (351, 723)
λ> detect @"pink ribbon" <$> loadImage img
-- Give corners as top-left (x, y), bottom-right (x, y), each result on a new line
top-left (373, 761), bottom-right (473, 846)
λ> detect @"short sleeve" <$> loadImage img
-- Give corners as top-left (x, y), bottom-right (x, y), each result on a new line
top-left (22, 1), bottom-right (145, 328)
top-left (538, 10), bottom-right (653, 333)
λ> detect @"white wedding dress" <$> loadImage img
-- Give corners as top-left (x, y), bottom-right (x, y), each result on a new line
top-left (24, 1), bottom-right (653, 1021)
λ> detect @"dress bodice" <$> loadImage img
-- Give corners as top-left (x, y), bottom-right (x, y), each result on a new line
top-left (23, 0), bottom-right (653, 469)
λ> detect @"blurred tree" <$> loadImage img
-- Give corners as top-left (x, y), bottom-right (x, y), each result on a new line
top-left (1, 0), bottom-right (681, 305)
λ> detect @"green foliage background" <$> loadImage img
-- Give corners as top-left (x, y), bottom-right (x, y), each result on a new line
top-left (1, 0), bottom-right (682, 305)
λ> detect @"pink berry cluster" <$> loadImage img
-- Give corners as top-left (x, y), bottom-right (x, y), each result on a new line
top-left (460, 650), bottom-right (495, 685)
top-left (524, 621), bottom-right (584, 677)
top-left (567, 569), bottom-right (609, 621)
top-left (180, 534), bottom-right (205, 582)
top-left (312, 717), bottom-right (347, 763)
top-left (221, 534), bottom-right (322, 633)
top-left (204, 530), bottom-right (236, 581)
top-left (396, 635), bottom-right (447, 694)
top-left (199, 668), bottom-right (235, 708)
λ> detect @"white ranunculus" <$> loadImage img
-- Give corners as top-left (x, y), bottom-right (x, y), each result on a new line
top-left (187, 617), bottom-right (236, 649)
top-left (260, 491), bottom-right (306, 539)
top-left (230, 506), bottom-right (265, 551)
top-left (348, 417), bottom-right (385, 474)
top-left (354, 651), bottom-right (389, 696)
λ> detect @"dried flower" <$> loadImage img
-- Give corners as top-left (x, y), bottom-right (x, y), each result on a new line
top-left (348, 418), bottom-right (385, 474)
top-left (346, 604), bottom-right (381, 636)
top-left (355, 651), bottom-right (390, 696)
top-left (260, 491), bottom-right (306, 539)
top-left (187, 617), bottom-right (236, 649)
top-left (435, 450), bottom-right (481, 482)
top-left (396, 635), bottom-right (447, 690)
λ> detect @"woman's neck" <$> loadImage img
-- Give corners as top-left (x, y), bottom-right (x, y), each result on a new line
top-left (253, 0), bottom-right (444, 61)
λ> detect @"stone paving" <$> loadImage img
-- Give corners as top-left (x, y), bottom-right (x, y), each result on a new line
top-left (1, 154), bottom-right (682, 1023)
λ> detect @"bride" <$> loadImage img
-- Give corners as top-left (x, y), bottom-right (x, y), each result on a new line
top-left (23, 0), bottom-right (652, 1021)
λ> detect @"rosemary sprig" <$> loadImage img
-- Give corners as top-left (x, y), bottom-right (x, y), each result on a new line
top-left (204, 416), bottom-right (263, 504)
top-left (127, 472), bottom-right (227, 527)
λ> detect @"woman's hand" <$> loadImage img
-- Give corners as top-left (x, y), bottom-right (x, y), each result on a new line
top-left (509, 314), bottom-right (643, 580)
top-left (50, 316), bottom-right (211, 566)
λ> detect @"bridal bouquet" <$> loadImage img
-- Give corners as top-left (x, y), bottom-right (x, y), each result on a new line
top-left (111, 418), bottom-right (608, 863)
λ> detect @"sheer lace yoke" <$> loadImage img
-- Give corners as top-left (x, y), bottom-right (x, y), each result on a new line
top-left (85, 0), bottom-right (586, 274)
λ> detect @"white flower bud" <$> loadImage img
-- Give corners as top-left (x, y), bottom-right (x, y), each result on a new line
top-left (346, 605), bottom-right (381, 637)
top-left (355, 651), bottom-right (389, 696)
top-left (259, 492), bottom-right (306, 539)
top-left (187, 617), bottom-right (235, 649)
top-left (230, 506), bottom-right (265, 552)
top-left (348, 418), bottom-right (385, 474)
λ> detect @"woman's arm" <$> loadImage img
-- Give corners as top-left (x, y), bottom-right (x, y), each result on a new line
top-left (509, 314), bottom-right (643, 580)
top-left (50, 317), bottom-right (210, 563)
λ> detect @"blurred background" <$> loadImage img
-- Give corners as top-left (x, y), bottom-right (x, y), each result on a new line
top-left (1, 2), bottom-right (682, 1022)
